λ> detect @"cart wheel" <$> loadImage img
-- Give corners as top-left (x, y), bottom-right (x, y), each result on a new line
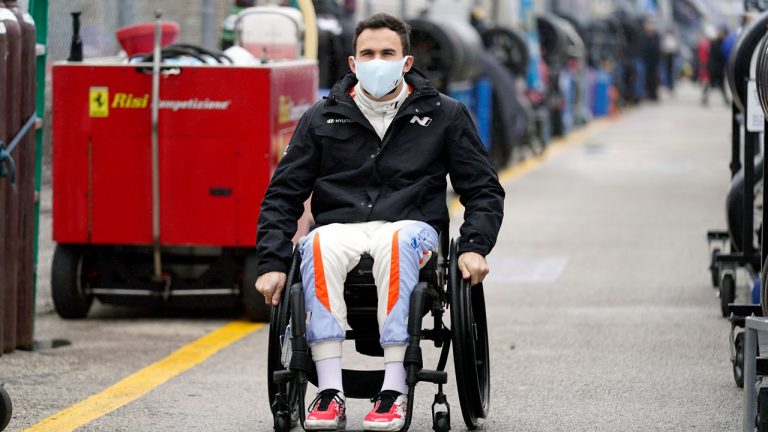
top-left (242, 254), bottom-right (271, 322)
top-left (758, 387), bottom-right (768, 432)
top-left (710, 248), bottom-right (721, 288)
top-left (0, 385), bottom-right (11, 431)
top-left (726, 157), bottom-right (763, 253)
top-left (720, 274), bottom-right (736, 318)
top-left (51, 244), bottom-right (93, 319)
top-left (433, 410), bottom-right (450, 432)
top-left (481, 27), bottom-right (529, 78)
top-left (734, 331), bottom-right (745, 388)
top-left (449, 240), bottom-right (490, 430)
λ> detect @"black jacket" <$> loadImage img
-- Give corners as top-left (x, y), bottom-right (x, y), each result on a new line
top-left (256, 70), bottom-right (505, 275)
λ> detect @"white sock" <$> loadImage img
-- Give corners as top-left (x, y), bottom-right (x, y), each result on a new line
top-left (381, 361), bottom-right (408, 394)
top-left (315, 357), bottom-right (343, 393)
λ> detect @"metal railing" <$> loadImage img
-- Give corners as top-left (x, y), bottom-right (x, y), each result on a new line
top-left (0, 0), bottom-right (40, 355)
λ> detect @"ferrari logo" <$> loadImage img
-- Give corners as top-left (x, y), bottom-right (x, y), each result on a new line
top-left (89, 86), bottom-right (109, 118)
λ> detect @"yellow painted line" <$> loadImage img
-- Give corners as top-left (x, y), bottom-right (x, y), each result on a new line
top-left (25, 321), bottom-right (264, 432)
top-left (450, 118), bottom-right (614, 215)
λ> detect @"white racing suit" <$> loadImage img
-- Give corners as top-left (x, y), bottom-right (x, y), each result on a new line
top-left (299, 220), bottom-right (438, 363)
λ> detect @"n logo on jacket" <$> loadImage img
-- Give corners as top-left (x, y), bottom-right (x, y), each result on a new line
top-left (409, 115), bottom-right (432, 127)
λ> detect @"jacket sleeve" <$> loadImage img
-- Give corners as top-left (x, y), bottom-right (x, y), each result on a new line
top-left (445, 102), bottom-right (505, 256)
top-left (256, 106), bottom-right (321, 275)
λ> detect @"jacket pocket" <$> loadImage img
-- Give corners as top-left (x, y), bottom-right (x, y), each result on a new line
top-left (314, 125), bottom-right (367, 172)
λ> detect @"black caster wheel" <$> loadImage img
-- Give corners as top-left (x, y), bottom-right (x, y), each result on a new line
top-left (273, 412), bottom-right (291, 432)
top-left (710, 248), bottom-right (721, 288)
top-left (0, 385), bottom-right (11, 432)
top-left (433, 410), bottom-right (450, 432)
top-left (758, 387), bottom-right (768, 432)
top-left (734, 331), bottom-right (745, 388)
top-left (720, 274), bottom-right (736, 318)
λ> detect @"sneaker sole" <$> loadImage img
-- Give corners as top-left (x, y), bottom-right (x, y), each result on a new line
top-left (362, 419), bottom-right (405, 431)
top-left (305, 418), bottom-right (346, 431)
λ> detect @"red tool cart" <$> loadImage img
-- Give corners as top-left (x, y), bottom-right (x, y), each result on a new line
top-left (51, 60), bottom-right (318, 321)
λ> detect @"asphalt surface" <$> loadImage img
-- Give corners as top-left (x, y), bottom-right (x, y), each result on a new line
top-left (1, 83), bottom-right (745, 431)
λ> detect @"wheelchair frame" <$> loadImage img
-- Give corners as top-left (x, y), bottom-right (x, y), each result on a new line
top-left (266, 235), bottom-right (490, 431)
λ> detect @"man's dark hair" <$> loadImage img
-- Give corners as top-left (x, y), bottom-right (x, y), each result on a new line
top-left (352, 13), bottom-right (411, 55)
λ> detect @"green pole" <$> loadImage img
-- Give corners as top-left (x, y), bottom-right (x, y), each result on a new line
top-left (29, 0), bottom-right (48, 327)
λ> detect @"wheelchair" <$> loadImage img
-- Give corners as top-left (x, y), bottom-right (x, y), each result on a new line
top-left (266, 232), bottom-right (490, 431)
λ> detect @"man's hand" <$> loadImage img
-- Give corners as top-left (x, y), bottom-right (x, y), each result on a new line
top-left (255, 271), bottom-right (287, 306)
top-left (458, 252), bottom-right (489, 286)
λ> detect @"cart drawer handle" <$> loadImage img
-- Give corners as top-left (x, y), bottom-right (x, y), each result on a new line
top-left (135, 65), bottom-right (182, 76)
top-left (210, 187), bottom-right (232, 197)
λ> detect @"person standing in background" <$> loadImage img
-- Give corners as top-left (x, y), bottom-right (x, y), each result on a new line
top-left (704, 26), bottom-right (728, 106)
top-left (640, 19), bottom-right (661, 101)
top-left (661, 28), bottom-right (679, 95)
top-left (697, 31), bottom-right (710, 104)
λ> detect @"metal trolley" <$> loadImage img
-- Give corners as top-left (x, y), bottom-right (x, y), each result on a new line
top-left (740, 7), bottom-right (768, 430)
top-left (706, 11), bottom-right (768, 391)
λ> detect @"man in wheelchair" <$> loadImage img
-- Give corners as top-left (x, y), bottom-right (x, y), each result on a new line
top-left (255, 13), bottom-right (504, 431)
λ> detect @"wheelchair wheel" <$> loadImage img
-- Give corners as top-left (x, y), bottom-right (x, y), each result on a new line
top-left (448, 241), bottom-right (490, 429)
top-left (242, 253), bottom-right (271, 322)
top-left (267, 259), bottom-right (304, 428)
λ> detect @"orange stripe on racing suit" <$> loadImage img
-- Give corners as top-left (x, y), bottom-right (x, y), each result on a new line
top-left (313, 233), bottom-right (331, 311)
top-left (387, 230), bottom-right (400, 315)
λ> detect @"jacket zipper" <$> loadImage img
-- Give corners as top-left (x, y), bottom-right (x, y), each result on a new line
top-left (326, 89), bottom-right (439, 153)
top-left (379, 92), bottom-right (438, 152)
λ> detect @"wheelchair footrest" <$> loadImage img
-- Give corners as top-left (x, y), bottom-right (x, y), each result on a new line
top-left (417, 369), bottom-right (447, 384)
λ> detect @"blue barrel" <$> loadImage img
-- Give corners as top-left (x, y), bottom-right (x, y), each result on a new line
top-left (592, 70), bottom-right (611, 117)
top-left (474, 78), bottom-right (492, 150)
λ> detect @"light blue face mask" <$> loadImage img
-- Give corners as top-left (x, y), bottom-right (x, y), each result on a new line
top-left (354, 57), bottom-right (410, 98)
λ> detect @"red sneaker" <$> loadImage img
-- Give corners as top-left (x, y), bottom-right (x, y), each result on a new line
top-left (305, 389), bottom-right (346, 431)
top-left (362, 390), bottom-right (407, 431)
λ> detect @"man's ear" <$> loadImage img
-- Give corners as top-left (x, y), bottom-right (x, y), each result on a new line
top-left (403, 55), bottom-right (414, 73)
top-left (348, 56), bottom-right (356, 73)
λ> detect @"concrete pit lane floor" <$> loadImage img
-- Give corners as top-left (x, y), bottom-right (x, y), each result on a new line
top-left (2, 83), bottom-right (742, 431)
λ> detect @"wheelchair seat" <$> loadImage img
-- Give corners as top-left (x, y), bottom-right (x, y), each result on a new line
top-left (344, 253), bottom-right (440, 358)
